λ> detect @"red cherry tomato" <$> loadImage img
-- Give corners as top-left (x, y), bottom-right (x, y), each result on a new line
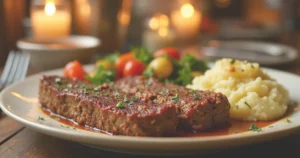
top-left (64, 60), bottom-right (87, 80)
top-left (154, 47), bottom-right (180, 60)
top-left (123, 60), bottom-right (146, 77)
top-left (114, 52), bottom-right (135, 77)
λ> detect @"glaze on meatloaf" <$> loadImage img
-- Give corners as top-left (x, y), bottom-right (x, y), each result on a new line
top-left (39, 76), bottom-right (177, 136)
top-left (39, 75), bottom-right (231, 136)
top-left (115, 76), bottom-right (231, 131)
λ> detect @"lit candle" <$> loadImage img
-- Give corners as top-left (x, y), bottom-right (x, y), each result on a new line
top-left (31, 0), bottom-right (71, 39)
top-left (143, 14), bottom-right (175, 52)
top-left (171, 3), bottom-right (202, 40)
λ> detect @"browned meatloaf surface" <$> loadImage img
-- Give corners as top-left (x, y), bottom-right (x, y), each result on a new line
top-left (115, 76), bottom-right (231, 131)
top-left (39, 76), bottom-right (177, 136)
top-left (39, 75), bottom-right (231, 136)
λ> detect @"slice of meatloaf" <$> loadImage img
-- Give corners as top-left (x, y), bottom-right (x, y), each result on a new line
top-left (39, 76), bottom-right (177, 136)
top-left (114, 76), bottom-right (231, 131)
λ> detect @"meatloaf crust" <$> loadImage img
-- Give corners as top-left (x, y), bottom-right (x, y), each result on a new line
top-left (39, 76), bottom-right (177, 136)
top-left (115, 76), bottom-right (231, 131)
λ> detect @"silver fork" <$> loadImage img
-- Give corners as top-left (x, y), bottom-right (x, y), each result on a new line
top-left (0, 51), bottom-right (30, 91)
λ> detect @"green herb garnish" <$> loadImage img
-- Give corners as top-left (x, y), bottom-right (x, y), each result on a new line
top-left (127, 102), bottom-right (134, 107)
top-left (175, 66), bottom-right (192, 86)
top-left (171, 93), bottom-right (180, 103)
top-left (80, 84), bottom-right (86, 88)
top-left (146, 80), bottom-right (152, 86)
top-left (230, 59), bottom-right (236, 64)
top-left (249, 124), bottom-right (262, 132)
top-left (103, 51), bottom-right (120, 63)
top-left (38, 116), bottom-right (45, 122)
top-left (143, 68), bottom-right (154, 78)
top-left (193, 93), bottom-right (200, 100)
top-left (85, 66), bottom-right (115, 85)
top-left (235, 106), bottom-right (239, 110)
top-left (55, 78), bottom-right (62, 85)
top-left (93, 87), bottom-right (101, 92)
top-left (131, 46), bottom-right (153, 64)
top-left (131, 97), bottom-right (138, 102)
top-left (116, 101), bottom-right (124, 108)
top-left (123, 96), bottom-right (128, 103)
top-left (60, 125), bottom-right (70, 128)
top-left (244, 101), bottom-right (252, 109)
top-left (287, 119), bottom-right (292, 123)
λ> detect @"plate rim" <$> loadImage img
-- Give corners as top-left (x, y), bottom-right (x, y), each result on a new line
top-left (1, 65), bottom-right (300, 148)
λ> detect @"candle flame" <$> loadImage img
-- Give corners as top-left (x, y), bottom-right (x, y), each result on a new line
top-left (180, 3), bottom-right (194, 18)
top-left (45, 1), bottom-right (56, 16)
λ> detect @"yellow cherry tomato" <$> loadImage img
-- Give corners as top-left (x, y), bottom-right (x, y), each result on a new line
top-left (148, 57), bottom-right (173, 78)
top-left (96, 60), bottom-right (113, 70)
top-left (191, 71), bottom-right (203, 78)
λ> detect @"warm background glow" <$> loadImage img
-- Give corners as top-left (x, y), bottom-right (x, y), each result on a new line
top-left (180, 3), bottom-right (194, 18)
top-left (44, 1), bottom-right (56, 16)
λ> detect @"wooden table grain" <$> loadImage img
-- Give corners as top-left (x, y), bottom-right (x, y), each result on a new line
top-left (0, 44), bottom-right (300, 158)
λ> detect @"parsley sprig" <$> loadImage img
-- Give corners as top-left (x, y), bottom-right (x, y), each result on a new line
top-left (249, 124), bottom-right (262, 132)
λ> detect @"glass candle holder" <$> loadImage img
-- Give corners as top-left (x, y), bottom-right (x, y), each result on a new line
top-left (30, 0), bottom-right (71, 40)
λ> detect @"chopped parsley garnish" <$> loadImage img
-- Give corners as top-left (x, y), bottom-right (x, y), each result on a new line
top-left (287, 119), bottom-right (292, 123)
top-left (93, 88), bottom-right (101, 92)
top-left (193, 93), bottom-right (200, 100)
top-left (131, 97), bottom-right (138, 102)
top-left (93, 93), bottom-right (99, 98)
top-left (189, 89), bottom-right (195, 93)
top-left (235, 106), bottom-right (239, 110)
top-left (159, 89), bottom-right (170, 95)
top-left (55, 78), bottom-right (62, 84)
top-left (248, 124), bottom-right (262, 132)
top-left (104, 93), bottom-right (109, 97)
top-left (116, 101), bottom-right (124, 108)
top-left (123, 96), bottom-right (128, 103)
top-left (83, 91), bottom-right (90, 95)
top-left (244, 101), bottom-right (252, 109)
top-left (114, 92), bottom-right (120, 97)
top-left (143, 68), bottom-right (154, 78)
top-left (80, 84), bottom-right (86, 88)
top-left (171, 93), bottom-right (180, 103)
top-left (230, 59), bottom-right (236, 64)
top-left (146, 80), bottom-right (152, 86)
top-left (38, 116), bottom-right (45, 121)
top-left (85, 86), bottom-right (94, 90)
top-left (127, 102), bottom-right (134, 107)
top-left (60, 125), bottom-right (70, 128)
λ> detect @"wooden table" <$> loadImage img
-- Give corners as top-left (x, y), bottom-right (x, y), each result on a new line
top-left (1, 47), bottom-right (300, 158)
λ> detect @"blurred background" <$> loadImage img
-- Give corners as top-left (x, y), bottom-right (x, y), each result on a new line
top-left (0, 0), bottom-right (300, 72)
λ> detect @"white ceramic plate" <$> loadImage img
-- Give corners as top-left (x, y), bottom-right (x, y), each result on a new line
top-left (1, 65), bottom-right (300, 155)
top-left (203, 40), bottom-right (298, 66)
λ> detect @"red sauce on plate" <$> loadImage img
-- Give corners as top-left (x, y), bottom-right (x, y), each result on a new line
top-left (41, 107), bottom-right (279, 137)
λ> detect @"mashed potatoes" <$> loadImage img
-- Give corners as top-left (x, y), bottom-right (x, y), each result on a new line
top-left (187, 58), bottom-right (289, 121)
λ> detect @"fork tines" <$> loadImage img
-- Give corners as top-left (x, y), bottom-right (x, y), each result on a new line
top-left (0, 51), bottom-right (30, 90)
